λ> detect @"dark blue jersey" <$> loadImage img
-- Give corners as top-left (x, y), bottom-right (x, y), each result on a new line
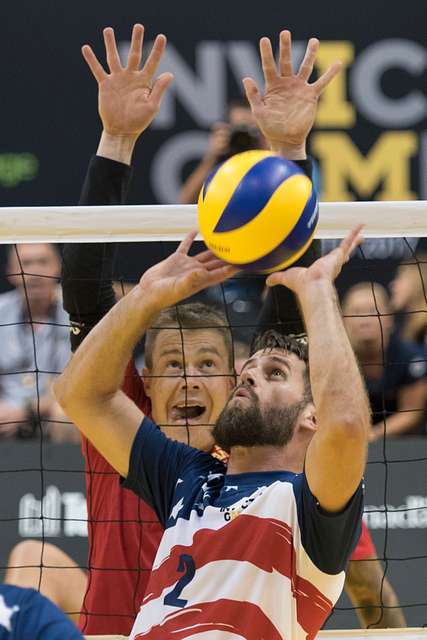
top-left (0, 585), bottom-right (82, 640)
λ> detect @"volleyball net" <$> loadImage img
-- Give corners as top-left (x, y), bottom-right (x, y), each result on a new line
top-left (0, 200), bottom-right (427, 635)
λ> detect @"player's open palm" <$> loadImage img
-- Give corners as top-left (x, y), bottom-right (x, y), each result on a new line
top-left (243, 31), bottom-right (341, 148)
top-left (266, 226), bottom-right (364, 293)
top-left (82, 24), bottom-right (174, 137)
top-left (138, 232), bottom-right (238, 310)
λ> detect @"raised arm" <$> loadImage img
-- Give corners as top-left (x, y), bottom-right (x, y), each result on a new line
top-left (54, 233), bottom-right (237, 477)
top-left (267, 228), bottom-right (371, 513)
top-left (63, 24), bottom-right (173, 352)
top-left (242, 31), bottom-right (340, 335)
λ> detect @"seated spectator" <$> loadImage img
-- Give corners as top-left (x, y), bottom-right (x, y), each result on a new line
top-left (390, 252), bottom-right (427, 347)
top-left (0, 244), bottom-right (77, 442)
top-left (178, 97), bottom-right (266, 204)
top-left (342, 282), bottom-right (427, 440)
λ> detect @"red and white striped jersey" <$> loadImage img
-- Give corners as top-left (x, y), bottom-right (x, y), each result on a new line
top-left (124, 417), bottom-right (363, 640)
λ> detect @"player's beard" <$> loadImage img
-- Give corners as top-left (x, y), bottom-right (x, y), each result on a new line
top-left (212, 386), bottom-right (306, 453)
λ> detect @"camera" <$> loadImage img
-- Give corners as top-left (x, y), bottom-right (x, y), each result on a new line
top-left (218, 124), bottom-right (262, 162)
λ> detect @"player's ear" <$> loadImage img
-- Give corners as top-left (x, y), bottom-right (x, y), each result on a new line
top-left (142, 367), bottom-right (152, 397)
top-left (299, 403), bottom-right (317, 432)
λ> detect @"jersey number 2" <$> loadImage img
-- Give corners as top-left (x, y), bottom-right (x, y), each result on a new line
top-left (164, 554), bottom-right (195, 608)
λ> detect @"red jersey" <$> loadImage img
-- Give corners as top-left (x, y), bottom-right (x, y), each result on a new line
top-left (350, 520), bottom-right (376, 561)
top-left (79, 361), bottom-right (163, 635)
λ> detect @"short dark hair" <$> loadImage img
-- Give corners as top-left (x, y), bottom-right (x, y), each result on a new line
top-left (144, 303), bottom-right (234, 370)
top-left (227, 96), bottom-right (250, 115)
top-left (250, 329), bottom-right (312, 403)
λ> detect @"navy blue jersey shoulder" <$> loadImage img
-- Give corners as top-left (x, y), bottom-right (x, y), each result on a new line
top-left (124, 419), bottom-right (363, 574)
top-left (0, 585), bottom-right (82, 639)
top-left (122, 417), bottom-right (225, 526)
top-left (293, 473), bottom-right (364, 574)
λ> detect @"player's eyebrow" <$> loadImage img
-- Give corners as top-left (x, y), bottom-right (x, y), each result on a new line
top-left (158, 348), bottom-right (182, 359)
top-left (240, 354), bottom-right (291, 374)
top-left (267, 355), bottom-right (291, 372)
top-left (159, 346), bottom-right (222, 359)
top-left (197, 346), bottom-right (222, 358)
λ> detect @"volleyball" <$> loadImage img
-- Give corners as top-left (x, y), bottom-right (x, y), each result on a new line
top-left (198, 150), bottom-right (319, 272)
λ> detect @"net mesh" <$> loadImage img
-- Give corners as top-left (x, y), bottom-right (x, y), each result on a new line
top-left (0, 219), bottom-right (426, 634)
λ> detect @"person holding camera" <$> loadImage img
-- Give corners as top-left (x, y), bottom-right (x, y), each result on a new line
top-left (178, 97), bottom-right (265, 204)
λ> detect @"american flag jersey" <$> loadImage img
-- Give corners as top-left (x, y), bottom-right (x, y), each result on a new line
top-left (124, 417), bottom-right (363, 640)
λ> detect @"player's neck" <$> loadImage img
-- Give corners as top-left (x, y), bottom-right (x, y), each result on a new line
top-left (227, 442), bottom-right (304, 475)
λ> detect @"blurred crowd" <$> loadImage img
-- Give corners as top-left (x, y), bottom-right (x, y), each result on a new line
top-left (0, 99), bottom-right (426, 445)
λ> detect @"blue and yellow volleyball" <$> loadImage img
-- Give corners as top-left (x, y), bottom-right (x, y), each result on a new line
top-left (198, 150), bottom-right (318, 272)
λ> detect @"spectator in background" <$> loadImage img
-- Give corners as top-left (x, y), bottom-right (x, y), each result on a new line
top-left (390, 253), bottom-right (427, 347)
top-left (178, 98), bottom-right (267, 332)
top-left (178, 96), bottom-right (266, 204)
top-left (0, 244), bottom-right (77, 442)
top-left (342, 282), bottom-right (427, 440)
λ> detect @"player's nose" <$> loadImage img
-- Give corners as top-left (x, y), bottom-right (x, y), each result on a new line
top-left (240, 368), bottom-right (256, 387)
top-left (181, 365), bottom-right (201, 388)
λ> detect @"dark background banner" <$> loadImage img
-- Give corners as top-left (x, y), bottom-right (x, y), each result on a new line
top-left (0, 0), bottom-right (426, 207)
top-left (1, 0), bottom-right (425, 283)
top-left (0, 438), bottom-right (426, 629)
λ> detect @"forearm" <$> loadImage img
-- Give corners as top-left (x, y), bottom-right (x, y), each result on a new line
top-left (56, 286), bottom-right (159, 405)
top-left (178, 156), bottom-right (216, 204)
top-left (372, 412), bottom-right (421, 439)
top-left (298, 280), bottom-right (370, 430)
top-left (269, 140), bottom-right (307, 161)
top-left (63, 146), bottom-right (134, 350)
top-left (96, 130), bottom-right (137, 166)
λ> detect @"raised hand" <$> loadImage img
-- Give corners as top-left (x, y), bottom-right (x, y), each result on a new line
top-left (82, 24), bottom-right (173, 139)
top-left (243, 31), bottom-right (341, 156)
top-left (266, 226), bottom-right (364, 294)
top-left (138, 231), bottom-right (238, 311)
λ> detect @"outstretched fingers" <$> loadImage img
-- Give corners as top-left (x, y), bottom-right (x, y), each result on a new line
top-left (142, 34), bottom-right (167, 82)
top-left (177, 230), bottom-right (198, 255)
top-left (242, 77), bottom-right (263, 112)
top-left (339, 225), bottom-right (364, 262)
top-left (103, 27), bottom-right (123, 73)
top-left (260, 37), bottom-right (277, 85)
top-left (150, 72), bottom-right (174, 106)
top-left (205, 263), bottom-right (239, 286)
top-left (279, 30), bottom-right (293, 77)
top-left (297, 37), bottom-right (319, 82)
top-left (81, 45), bottom-right (108, 83)
top-left (127, 23), bottom-right (144, 71)
top-left (311, 61), bottom-right (342, 95)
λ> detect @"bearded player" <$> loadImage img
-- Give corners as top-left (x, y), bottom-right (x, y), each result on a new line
top-left (53, 24), bottom-right (402, 632)
top-left (55, 214), bottom-right (372, 639)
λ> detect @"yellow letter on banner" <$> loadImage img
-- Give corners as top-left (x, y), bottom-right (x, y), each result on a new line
top-left (311, 132), bottom-right (418, 201)
top-left (315, 42), bottom-right (355, 128)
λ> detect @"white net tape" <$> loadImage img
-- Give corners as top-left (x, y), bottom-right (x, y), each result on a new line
top-left (0, 200), bottom-right (426, 243)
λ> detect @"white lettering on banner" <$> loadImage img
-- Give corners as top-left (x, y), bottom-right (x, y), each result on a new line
top-left (150, 131), bottom-right (209, 204)
top-left (351, 40), bottom-right (427, 128)
top-left (364, 495), bottom-right (427, 530)
top-left (119, 38), bottom-right (426, 203)
top-left (18, 485), bottom-right (87, 538)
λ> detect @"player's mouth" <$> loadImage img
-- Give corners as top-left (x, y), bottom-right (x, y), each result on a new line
top-left (170, 402), bottom-right (208, 424)
top-left (233, 385), bottom-right (255, 401)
